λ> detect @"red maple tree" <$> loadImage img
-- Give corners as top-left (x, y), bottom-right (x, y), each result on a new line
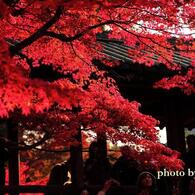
top-left (1, 0), bottom-right (195, 174)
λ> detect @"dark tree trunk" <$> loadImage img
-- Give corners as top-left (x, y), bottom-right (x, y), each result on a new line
top-left (7, 119), bottom-right (19, 195)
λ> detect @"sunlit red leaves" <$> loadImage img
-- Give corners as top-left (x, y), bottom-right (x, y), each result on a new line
top-left (118, 140), bottom-right (183, 170)
top-left (6, 162), bottom-right (47, 195)
top-left (154, 68), bottom-right (195, 95)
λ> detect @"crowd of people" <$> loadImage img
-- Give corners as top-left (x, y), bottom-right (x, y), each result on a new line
top-left (45, 135), bottom-right (195, 195)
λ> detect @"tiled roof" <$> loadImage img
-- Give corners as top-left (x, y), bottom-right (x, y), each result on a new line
top-left (97, 37), bottom-right (192, 68)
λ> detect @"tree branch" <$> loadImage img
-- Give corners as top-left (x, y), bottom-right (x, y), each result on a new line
top-left (9, 6), bottom-right (63, 56)
top-left (19, 132), bottom-right (52, 150)
top-left (44, 20), bottom-right (115, 42)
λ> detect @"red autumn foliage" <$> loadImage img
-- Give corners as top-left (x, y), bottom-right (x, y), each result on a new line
top-left (5, 162), bottom-right (47, 195)
top-left (0, 0), bottom-right (194, 170)
top-left (6, 162), bottom-right (48, 186)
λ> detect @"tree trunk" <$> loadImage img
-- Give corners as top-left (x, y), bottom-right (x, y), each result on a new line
top-left (7, 119), bottom-right (19, 195)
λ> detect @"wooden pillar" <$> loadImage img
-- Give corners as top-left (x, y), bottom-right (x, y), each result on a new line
top-left (7, 119), bottom-right (19, 195)
top-left (97, 132), bottom-right (107, 159)
top-left (0, 139), bottom-right (8, 195)
top-left (165, 99), bottom-right (186, 155)
top-left (70, 127), bottom-right (84, 194)
top-left (0, 121), bottom-right (8, 194)
top-left (0, 153), bottom-right (5, 185)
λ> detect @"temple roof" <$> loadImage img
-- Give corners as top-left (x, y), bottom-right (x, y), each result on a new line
top-left (97, 35), bottom-right (192, 68)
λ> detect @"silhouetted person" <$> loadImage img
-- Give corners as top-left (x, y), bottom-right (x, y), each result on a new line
top-left (84, 141), bottom-right (111, 185)
top-left (136, 172), bottom-right (158, 195)
top-left (80, 183), bottom-right (90, 195)
top-left (184, 135), bottom-right (195, 170)
top-left (80, 189), bottom-right (89, 195)
top-left (165, 176), bottom-right (181, 195)
top-left (45, 162), bottom-right (70, 195)
top-left (112, 146), bottom-right (140, 185)
top-left (97, 179), bottom-right (126, 195)
top-left (182, 135), bottom-right (195, 194)
top-left (188, 178), bottom-right (195, 195)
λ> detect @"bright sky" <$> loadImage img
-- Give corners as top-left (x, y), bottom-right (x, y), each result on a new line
top-left (156, 127), bottom-right (167, 144)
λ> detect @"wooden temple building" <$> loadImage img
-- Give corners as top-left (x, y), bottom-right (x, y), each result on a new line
top-left (96, 35), bottom-right (195, 154)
